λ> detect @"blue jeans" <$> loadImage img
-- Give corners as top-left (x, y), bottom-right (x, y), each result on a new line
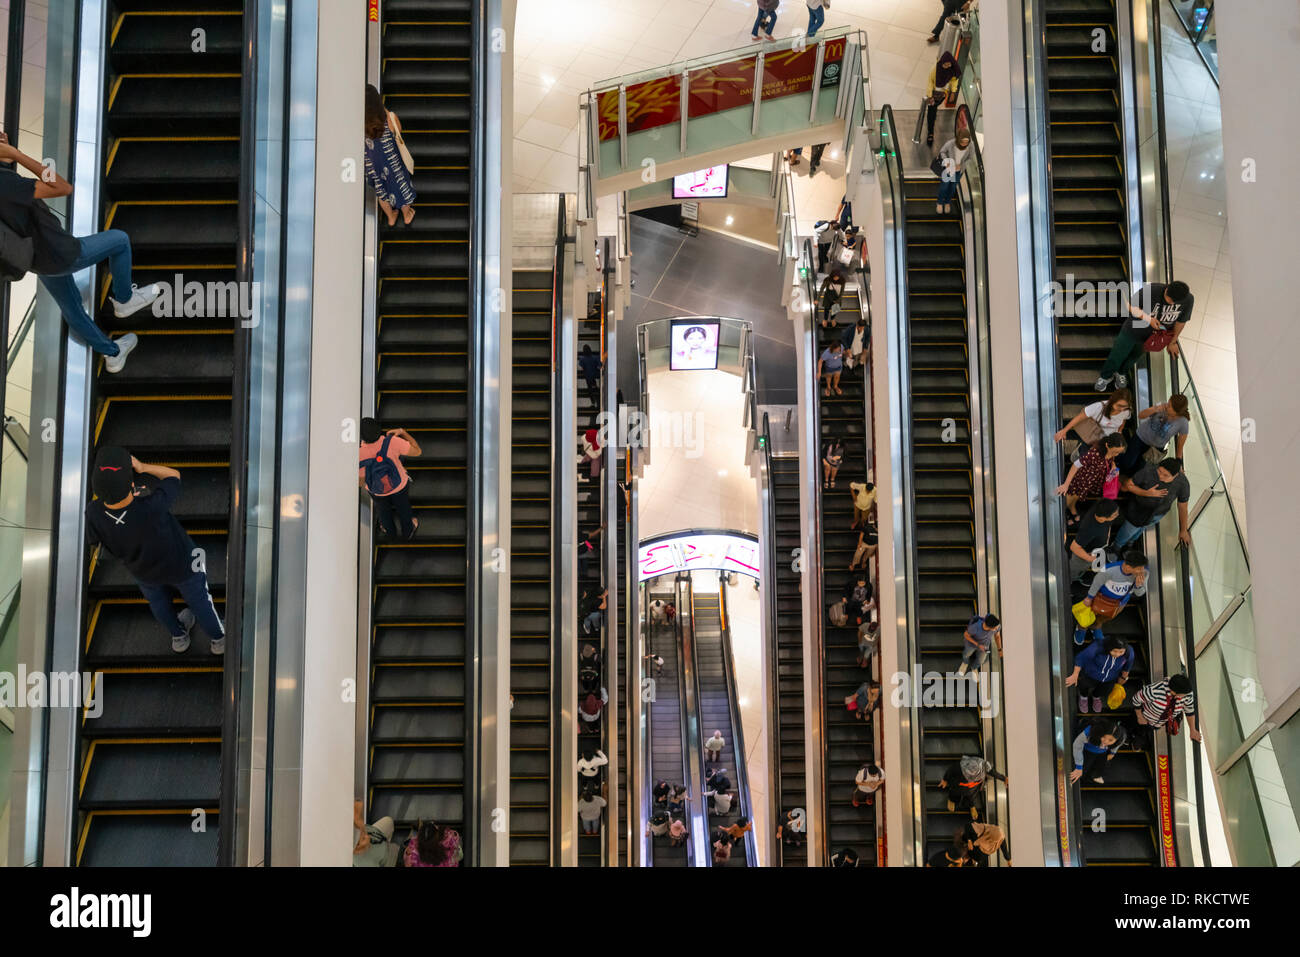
top-left (753, 9), bottom-right (776, 36)
top-left (961, 641), bottom-right (987, 670)
top-left (37, 229), bottom-right (135, 356)
top-left (807, 5), bottom-right (825, 37)
top-left (137, 569), bottom-right (225, 641)
top-left (937, 168), bottom-right (962, 206)
top-left (1113, 519), bottom-right (1150, 548)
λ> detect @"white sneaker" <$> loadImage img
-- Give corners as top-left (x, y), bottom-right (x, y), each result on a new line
top-left (210, 635), bottom-right (225, 656)
top-left (172, 608), bottom-right (195, 654)
top-left (110, 283), bottom-right (162, 318)
top-left (956, 662), bottom-right (969, 676)
top-left (103, 333), bottom-right (138, 374)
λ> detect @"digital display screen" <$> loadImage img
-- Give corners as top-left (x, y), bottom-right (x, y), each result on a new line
top-left (669, 320), bottom-right (720, 371)
top-left (672, 164), bottom-right (729, 199)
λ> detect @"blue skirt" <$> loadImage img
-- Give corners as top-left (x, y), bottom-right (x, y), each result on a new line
top-left (364, 129), bottom-right (417, 208)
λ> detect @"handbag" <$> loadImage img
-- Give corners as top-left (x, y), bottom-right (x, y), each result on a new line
top-left (0, 220), bottom-right (33, 281)
top-left (1101, 467), bottom-right (1120, 499)
top-left (837, 243), bottom-right (854, 266)
top-left (1142, 328), bottom-right (1175, 353)
top-left (1074, 416), bottom-right (1104, 446)
top-left (1106, 684), bottom-right (1127, 710)
top-left (930, 156), bottom-right (946, 178)
top-left (388, 110), bottom-right (415, 174)
top-left (1090, 592), bottom-right (1123, 621)
top-left (1071, 601), bottom-right (1096, 628)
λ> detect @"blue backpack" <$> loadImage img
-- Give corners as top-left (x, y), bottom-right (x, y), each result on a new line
top-left (362, 434), bottom-right (403, 495)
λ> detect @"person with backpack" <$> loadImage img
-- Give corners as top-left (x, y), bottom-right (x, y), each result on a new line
top-left (957, 613), bottom-right (1001, 676)
top-left (0, 133), bottom-right (158, 371)
top-left (961, 821), bottom-right (1011, 866)
top-left (927, 835), bottom-right (971, 867)
top-left (1069, 718), bottom-right (1128, 785)
top-left (818, 272), bottom-right (845, 328)
top-left (85, 447), bottom-right (225, 655)
top-left (358, 417), bottom-right (421, 540)
top-left (1065, 634), bottom-right (1133, 713)
top-left (937, 755), bottom-right (1007, 818)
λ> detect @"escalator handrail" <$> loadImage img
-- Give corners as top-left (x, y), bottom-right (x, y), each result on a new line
top-left (875, 103), bottom-right (923, 865)
top-left (1023, 0), bottom-right (1080, 866)
top-left (216, 0), bottom-right (258, 869)
top-left (953, 100), bottom-right (1009, 857)
top-left (550, 194), bottom-right (569, 865)
top-left (716, 579), bottom-right (759, 866)
top-left (1143, 0), bottom-right (1211, 866)
top-left (802, 235), bottom-right (829, 865)
top-left (679, 577), bottom-right (707, 865)
top-left (760, 412), bottom-right (784, 864)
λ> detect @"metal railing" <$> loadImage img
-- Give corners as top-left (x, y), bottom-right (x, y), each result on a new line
top-left (716, 580), bottom-right (758, 867)
top-left (875, 104), bottom-right (923, 865)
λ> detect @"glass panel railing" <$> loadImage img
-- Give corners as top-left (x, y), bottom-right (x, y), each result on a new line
top-left (1186, 486), bottom-right (1249, 636)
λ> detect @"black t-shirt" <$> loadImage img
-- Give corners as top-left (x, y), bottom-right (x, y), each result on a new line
top-left (1131, 282), bottom-right (1193, 341)
top-left (0, 169), bottom-right (80, 274)
top-left (1071, 508), bottom-right (1113, 557)
top-left (85, 477), bottom-right (198, 585)
top-left (1121, 463), bottom-right (1191, 527)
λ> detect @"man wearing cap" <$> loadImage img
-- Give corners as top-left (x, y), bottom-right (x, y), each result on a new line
top-left (86, 446), bottom-right (225, 654)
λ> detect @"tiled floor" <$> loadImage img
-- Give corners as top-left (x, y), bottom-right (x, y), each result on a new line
top-left (511, 0), bottom-right (953, 193)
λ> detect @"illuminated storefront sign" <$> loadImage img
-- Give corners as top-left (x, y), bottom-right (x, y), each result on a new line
top-left (638, 531), bottom-right (760, 582)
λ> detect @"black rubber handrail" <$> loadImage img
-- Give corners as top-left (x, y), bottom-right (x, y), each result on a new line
top-left (217, 0), bottom-right (258, 869)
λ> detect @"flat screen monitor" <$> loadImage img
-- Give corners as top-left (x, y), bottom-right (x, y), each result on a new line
top-left (672, 164), bottom-right (729, 199)
top-left (669, 320), bottom-right (720, 371)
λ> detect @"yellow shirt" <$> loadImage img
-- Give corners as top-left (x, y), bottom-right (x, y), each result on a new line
top-left (851, 482), bottom-right (876, 511)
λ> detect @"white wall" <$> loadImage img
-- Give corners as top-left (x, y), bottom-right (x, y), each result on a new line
top-left (1216, 0), bottom-right (1300, 725)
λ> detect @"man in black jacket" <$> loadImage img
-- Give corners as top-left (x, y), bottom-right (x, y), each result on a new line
top-left (85, 446), bottom-right (225, 654)
top-left (0, 132), bottom-right (158, 371)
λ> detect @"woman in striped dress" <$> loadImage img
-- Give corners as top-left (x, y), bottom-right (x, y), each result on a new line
top-left (364, 84), bottom-right (417, 227)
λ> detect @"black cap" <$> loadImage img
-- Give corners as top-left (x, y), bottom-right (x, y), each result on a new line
top-left (92, 446), bottom-right (134, 503)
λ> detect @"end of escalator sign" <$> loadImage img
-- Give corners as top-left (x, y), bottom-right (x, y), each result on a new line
top-left (369, 0), bottom-right (378, 21)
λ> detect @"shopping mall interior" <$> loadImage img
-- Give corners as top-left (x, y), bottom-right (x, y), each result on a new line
top-left (0, 0), bottom-right (1294, 873)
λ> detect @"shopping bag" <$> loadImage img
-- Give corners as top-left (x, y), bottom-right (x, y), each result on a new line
top-left (1071, 600), bottom-right (1096, 628)
top-left (1106, 685), bottom-right (1127, 710)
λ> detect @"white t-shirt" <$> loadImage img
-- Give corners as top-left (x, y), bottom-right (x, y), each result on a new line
top-left (1082, 400), bottom-right (1131, 435)
top-left (704, 734), bottom-right (724, 753)
top-left (577, 795), bottom-right (607, 822)
top-left (709, 790), bottom-right (734, 813)
top-left (578, 750), bottom-right (608, 777)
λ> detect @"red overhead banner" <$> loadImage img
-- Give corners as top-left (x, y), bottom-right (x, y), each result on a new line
top-left (596, 38), bottom-right (845, 142)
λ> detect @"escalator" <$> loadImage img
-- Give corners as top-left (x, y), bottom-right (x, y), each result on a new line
top-left (576, 291), bottom-right (605, 867)
top-left (691, 588), bottom-right (750, 867)
top-left (646, 586), bottom-right (689, 867)
top-left (901, 175), bottom-right (983, 862)
top-left (769, 455), bottom-right (806, 865)
top-left (77, 0), bottom-right (245, 865)
top-left (366, 0), bottom-right (474, 850)
top-left (815, 286), bottom-right (877, 865)
top-left (507, 265), bottom-right (554, 865)
top-left (614, 446), bottom-right (629, 865)
top-left (1045, 0), bottom-right (1158, 865)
